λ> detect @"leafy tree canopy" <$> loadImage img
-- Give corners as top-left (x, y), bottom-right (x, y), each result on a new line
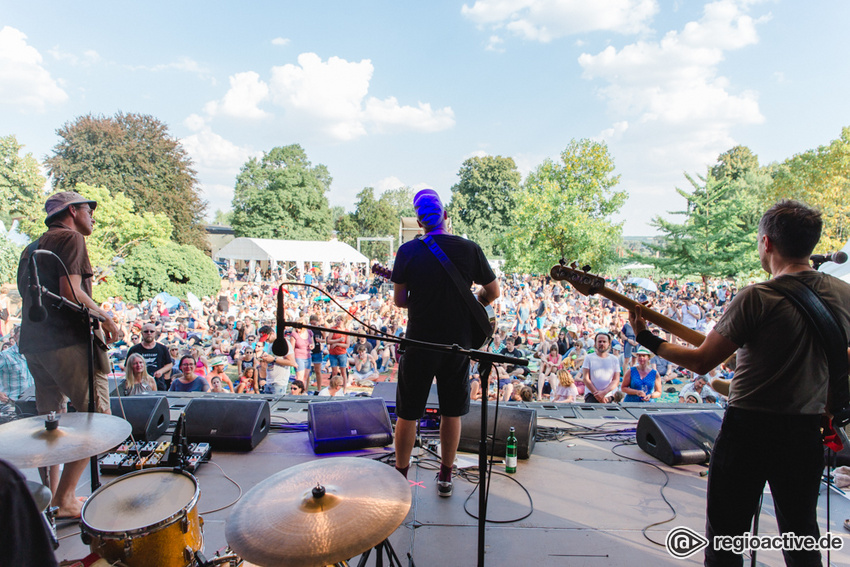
top-left (44, 112), bottom-right (208, 249)
top-left (334, 186), bottom-right (415, 261)
top-left (0, 135), bottom-right (47, 234)
top-left (642, 171), bottom-right (761, 285)
top-left (231, 145), bottom-right (333, 240)
top-left (501, 139), bottom-right (626, 274)
top-left (447, 155), bottom-right (521, 257)
top-left (0, 235), bottom-right (22, 285)
top-left (770, 126), bottom-right (850, 252)
top-left (104, 241), bottom-right (221, 304)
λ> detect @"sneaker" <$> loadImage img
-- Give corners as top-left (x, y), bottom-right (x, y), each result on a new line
top-left (436, 477), bottom-right (453, 498)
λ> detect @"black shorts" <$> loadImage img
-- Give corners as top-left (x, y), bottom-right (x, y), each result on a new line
top-left (395, 348), bottom-right (470, 420)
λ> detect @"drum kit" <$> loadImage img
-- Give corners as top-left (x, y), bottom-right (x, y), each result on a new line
top-left (0, 412), bottom-right (412, 567)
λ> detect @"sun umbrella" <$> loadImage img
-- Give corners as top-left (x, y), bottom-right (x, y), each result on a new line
top-left (625, 277), bottom-right (658, 292)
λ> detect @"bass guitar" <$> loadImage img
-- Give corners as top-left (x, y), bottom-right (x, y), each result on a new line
top-left (372, 263), bottom-right (496, 348)
top-left (549, 261), bottom-right (705, 347)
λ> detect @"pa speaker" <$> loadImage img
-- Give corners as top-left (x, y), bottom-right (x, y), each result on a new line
top-left (110, 395), bottom-right (170, 441)
top-left (636, 410), bottom-right (723, 466)
top-left (458, 403), bottom-right (537, 459)
top-left (183, 398), bottom-right (270, 451)
top-left (308, 398), bottom-right (393, 454)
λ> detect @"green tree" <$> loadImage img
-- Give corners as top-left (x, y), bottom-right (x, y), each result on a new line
top-left (70, 184), bottom-right (173, 285)
top-left (44, 112), bottom-right (208, 249)
top-left (0, 135), bottom-right (47, 238)
top-left (0, 234), bottom-right (22, 285)
top-left (212, 209), bottom-right (233, 226)
top-left (643, 171), bottom-right (760, 286)
top-left (770, 127), bottom-right (850, 252)
top-left (501, 139), bottom-right (626, 274)
top-left (711, 145), bottom-right (760, 182)
top-left (334, 186), bottom-right (414, 261)
top-left (107, 241), bottom-right (221, 303)
top-left (231, 145), bottom-right (333, 240)
top-left (447, 156), bottom-right (521, 256)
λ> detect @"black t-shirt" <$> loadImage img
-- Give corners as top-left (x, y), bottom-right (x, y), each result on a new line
top-left (17, 225), bottom-right (94, 354)
top-left (391, 235), bottom-right (495, 346)
top-left (311, 330), bottom-right (324, 354)
top-left (127, 342), bottom-right (172, 381)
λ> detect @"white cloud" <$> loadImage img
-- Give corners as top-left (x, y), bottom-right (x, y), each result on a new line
top-left (598, 121), bottom-right (629, 140)
top-left (0, 26), bottom-right (67, 111)
top-left (47, 46), bottom-right (101, 66)
top-left (268, 52), bottom-right (455, 141)
top-left (271, 37), bottom-right (290, 46)
top-left (580, 0), bottom-right (764, 170)
top-left (374, 176), bottom-right (407, 192)
top-left (485, 35), bottom-right (505, 52)
top-left (184, 113), bottom-right (207, 132)
top-left (204, 71), bottom-right (270, 119)
top-left (462, 0), bottom-right (659, 42)
top-left (181, 127), bottom-right (259, 177)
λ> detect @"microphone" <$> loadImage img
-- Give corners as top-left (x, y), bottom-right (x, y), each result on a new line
top-left (28, 255), bottom-right (48, 323)
top-left (811, 251), bottom-right (848, 265)
top-left (271, 286), bottom-right (289, 356)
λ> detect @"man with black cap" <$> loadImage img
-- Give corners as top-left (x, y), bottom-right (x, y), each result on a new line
top-left (391, 188), bottom-right (499, 497)
top-left (17, 191), bottom-right (123, 520)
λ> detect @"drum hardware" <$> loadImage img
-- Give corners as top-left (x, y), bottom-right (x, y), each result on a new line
top-left (26, 479), bottom-right (59, 549)
top-left (226, 457), bottom-right (411, 567)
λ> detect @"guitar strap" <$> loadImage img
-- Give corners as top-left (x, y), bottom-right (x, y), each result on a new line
top-left (420, 235), bottom-right (492, 341)
top-left (764, 274), bottom-right (850, 428)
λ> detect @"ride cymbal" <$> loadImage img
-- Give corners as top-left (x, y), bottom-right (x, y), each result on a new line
top-left (226, 457), bottom-right (411, 567)
top-left (0, 412), bottom-right (132, 468)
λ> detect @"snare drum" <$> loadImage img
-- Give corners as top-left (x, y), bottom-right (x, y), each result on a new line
top-left (81, 469), bottom-right (203, 567)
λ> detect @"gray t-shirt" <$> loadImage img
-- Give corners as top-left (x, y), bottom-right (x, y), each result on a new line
top-left (581, 353), bottom-right (621, 392)
top-left (713, 271), bottom-right (850, 415)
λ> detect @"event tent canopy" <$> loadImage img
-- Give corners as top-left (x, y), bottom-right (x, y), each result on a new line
top-left (215, 238), bottom-right (369, 275)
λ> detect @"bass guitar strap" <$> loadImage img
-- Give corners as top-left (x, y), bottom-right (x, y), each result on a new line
top-left (764, 275), bottom-right (850, 428)
top-left (420, 235), bottom-right (492, 343)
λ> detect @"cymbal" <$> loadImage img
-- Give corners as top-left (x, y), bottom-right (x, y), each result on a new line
top-left (0, 412), bottom-right (132, 468)
top-left (226, 457), bottom-right (411, 567)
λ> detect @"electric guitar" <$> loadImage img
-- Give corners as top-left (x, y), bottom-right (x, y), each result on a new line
top-left (372, 263), bottom-right (496, 348)
top-left (549, 261), bottom-right (705, 347)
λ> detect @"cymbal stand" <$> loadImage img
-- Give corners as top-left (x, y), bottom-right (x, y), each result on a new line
top-left (354, 538), bottom-right (408, 567)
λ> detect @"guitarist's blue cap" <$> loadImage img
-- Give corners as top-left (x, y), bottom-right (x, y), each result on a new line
top-left (414, 188), bottom-right (444, 230)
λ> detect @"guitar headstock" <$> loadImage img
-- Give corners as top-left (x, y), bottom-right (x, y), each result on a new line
top-left (549, 260), bottom-right (605, 297)
top-left (372, 263), bottom-right (392, 280)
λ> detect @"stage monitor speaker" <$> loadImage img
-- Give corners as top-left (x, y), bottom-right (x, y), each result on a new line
top-left (371, 381), bottom-right (440, 414)
top-left (183, 398), bottom-right (270, 451)
top-left (308, 398), bottom-right (393, 454)
top-left (636, 410), bottom-right (723, 466)
top-left (458, 403), bottom-right (537, 459)
top-left (110, 395), bottom-right (170, 441)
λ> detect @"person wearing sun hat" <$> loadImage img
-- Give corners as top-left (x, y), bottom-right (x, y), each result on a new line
top-left (16, 190), bottom-right (123, 521)
top-left (390, 188), bottom-right (500, 498)
top-left (207, 356), bottom-right (235, 392)
top-left (621, 346), bottom-right (661, 402)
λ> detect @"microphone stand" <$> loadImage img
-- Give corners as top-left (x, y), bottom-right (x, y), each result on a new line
top-left (284, 320), bottom-right (526, 567)
top-left (28, 261), bottom-right (107, 494)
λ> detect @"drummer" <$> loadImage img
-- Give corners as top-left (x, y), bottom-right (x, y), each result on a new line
top-left (16, 191), bottom-right (123, 520)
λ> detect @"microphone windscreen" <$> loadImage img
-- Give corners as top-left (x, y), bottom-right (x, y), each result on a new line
top-left (271, 336), bottom-right (289, 357)
top-left (29, 305), bottom-right (48, 323)
top-left (835, 251), bottom-right (848, 264)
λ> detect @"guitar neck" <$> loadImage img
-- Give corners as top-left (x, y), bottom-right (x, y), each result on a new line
top-left (596, 287), bottom-right (706, 347)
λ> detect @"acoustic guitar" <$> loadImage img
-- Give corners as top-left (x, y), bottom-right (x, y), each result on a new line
top-left (372, 263), bottom-right (496, 348)
top-left (549, 261), bottom-right (705, 347)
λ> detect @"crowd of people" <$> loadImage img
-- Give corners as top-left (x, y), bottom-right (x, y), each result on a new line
top-left (1, 265), bottom-right (738, 411)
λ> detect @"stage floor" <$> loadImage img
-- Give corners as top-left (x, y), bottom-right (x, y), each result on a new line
top-left (40, 398), bottom-right (850, 566)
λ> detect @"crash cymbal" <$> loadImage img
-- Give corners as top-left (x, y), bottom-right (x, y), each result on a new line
top-left (226, 457), bottom-right (411, 567)
top-left (0, 412), bottom-right (132, 468)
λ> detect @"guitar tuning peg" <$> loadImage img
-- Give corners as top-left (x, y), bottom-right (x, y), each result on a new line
top-left (569, 261), bottom-right (578, 269)
top-left (558, 258), bottom-right (566, 266)
top-left (582, 265), bottom-right (592, 273)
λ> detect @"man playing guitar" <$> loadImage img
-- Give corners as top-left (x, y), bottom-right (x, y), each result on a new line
top-left (630, 200), bottom-right (850, 566)
top-left (391, 189), bottom-right (499, 497)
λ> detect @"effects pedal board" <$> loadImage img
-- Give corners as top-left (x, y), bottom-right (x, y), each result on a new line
top-left (99, 440), bottom-right (212, 475)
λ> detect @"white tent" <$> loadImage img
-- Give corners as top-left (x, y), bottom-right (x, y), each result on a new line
top-left (215, 238), bottom-right (369, 277)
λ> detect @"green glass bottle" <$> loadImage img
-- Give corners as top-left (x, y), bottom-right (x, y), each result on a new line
top-left (505, 426), bottom-right (517, 473)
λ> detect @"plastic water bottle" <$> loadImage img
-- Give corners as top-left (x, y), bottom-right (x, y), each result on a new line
top-left (505, 426), bottom-right (517, 473)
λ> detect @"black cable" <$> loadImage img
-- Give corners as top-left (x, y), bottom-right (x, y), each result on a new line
top-left (460, 467), bottom-right (534, 523)
top-left (610, 442), bottom-right (678, 546)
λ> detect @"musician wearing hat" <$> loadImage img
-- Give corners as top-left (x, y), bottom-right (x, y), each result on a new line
top-left (391, 188), bottom-right (499, 498)
top-left (16, 191), bottom-right (123, 520)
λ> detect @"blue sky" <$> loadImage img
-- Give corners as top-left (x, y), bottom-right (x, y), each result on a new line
top-left (2, 0), bottom-right (848, 236)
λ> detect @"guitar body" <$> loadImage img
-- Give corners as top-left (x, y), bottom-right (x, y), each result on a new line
top-left (373, 263), bottom-right (496, 349)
